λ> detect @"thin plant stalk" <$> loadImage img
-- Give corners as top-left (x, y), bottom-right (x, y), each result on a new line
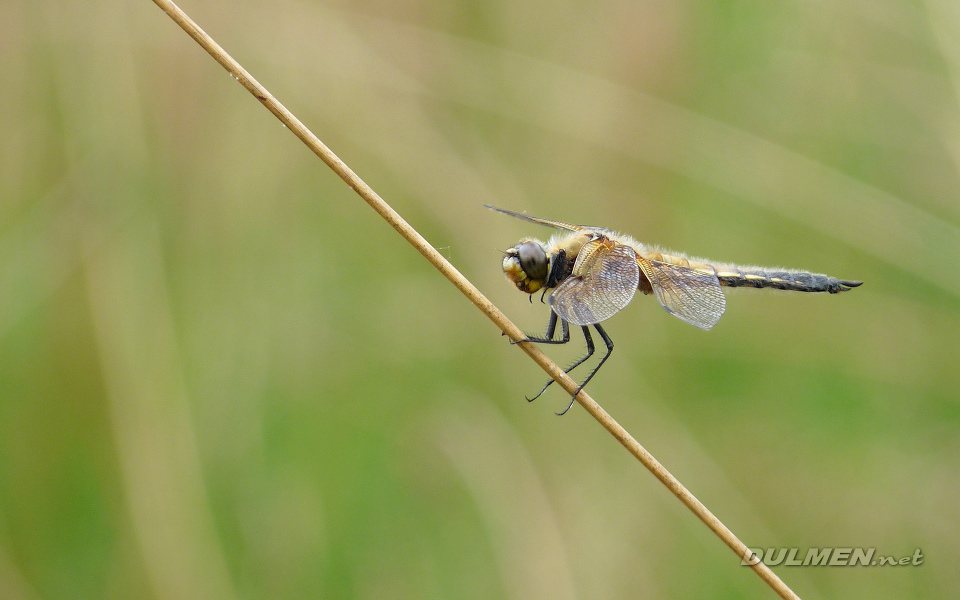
top-left (149, 1), bottom-right (800, 598)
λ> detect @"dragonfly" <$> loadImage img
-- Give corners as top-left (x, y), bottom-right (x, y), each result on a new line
top-left (489, 206), bottom-right (862, 414)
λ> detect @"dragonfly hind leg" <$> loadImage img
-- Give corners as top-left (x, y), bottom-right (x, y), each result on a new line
top-left (527, 324), bottom-right (595, 403)
top-left (557, 324), bottom-right (613, 416)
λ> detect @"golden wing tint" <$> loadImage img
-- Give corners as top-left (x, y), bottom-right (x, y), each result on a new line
top-left (549, 240), bottom-right (640, 326)
top-left (637, 257), bottom-right (725, 330)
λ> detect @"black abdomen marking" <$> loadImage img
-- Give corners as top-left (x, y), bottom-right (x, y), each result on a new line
top-left (716, 267), bottom-right (862, 294)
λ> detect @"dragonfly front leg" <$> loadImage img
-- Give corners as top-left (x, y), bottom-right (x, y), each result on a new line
top-left (510, 310), bottom-right (570, 345)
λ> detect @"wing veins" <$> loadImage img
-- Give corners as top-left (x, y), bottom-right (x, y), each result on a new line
top-left (638, 256), bottom-right (725, 330)
top-left (549, 240), bottom-right (640, 326)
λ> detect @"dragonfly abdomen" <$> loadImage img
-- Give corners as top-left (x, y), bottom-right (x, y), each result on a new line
top-left (640, 251), bottom-right (862, 294)
top-left (713, 266), bottom-right (862, 294)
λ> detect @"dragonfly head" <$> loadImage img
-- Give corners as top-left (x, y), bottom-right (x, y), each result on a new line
top-left (502, 240), bottom-right (549, 294)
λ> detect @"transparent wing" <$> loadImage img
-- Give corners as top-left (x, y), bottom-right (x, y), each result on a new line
top-left (637, 256), bottom-right (726, 330)
top-left (549, 240), bottom-right (640, 326)
top-left (485, 205), bottom-right (583, 231)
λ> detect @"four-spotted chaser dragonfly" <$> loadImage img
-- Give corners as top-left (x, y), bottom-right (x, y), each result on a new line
top-left (489, 206), bottom-right (862, 414)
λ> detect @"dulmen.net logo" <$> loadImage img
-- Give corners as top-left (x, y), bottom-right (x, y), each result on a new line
top-left (741, 547), bottom-right (924, 567)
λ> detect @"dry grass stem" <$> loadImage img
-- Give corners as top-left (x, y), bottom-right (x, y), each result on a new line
top-left (150, 1), bottom-right (801, 598)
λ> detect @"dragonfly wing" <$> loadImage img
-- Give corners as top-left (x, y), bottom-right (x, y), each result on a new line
top-left (637, 256), bottom-right (725, 330)
top-left (485, 206), bottom-right (583, 231)
top-left (549, 240), bottom-right (640, 326)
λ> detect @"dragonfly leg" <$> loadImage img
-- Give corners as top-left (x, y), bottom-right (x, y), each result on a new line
top-left (557, 324), bottom-right (613, 415)
top-left (510, 311), bottom-right (569, 345)
top-left (510, 312), bottom-right (581, 402)
top-left (530, 325), bottom-right (596, 404)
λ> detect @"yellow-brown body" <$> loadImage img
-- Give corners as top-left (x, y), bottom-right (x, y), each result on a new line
top-left (496, 207), bottom-right (861, 330)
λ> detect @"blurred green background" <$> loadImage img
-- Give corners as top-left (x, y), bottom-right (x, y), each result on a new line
top-left (2, 0), bottom-right (959, 598)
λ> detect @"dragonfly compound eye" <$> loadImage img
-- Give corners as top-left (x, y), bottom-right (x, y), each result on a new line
top-left (517, 241), bottom-right (548, 281)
